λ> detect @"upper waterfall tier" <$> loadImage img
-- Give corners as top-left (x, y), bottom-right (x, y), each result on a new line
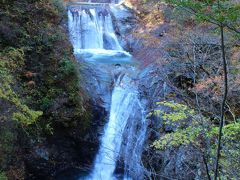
top-left (68, 7), bottom-right (123, 51)
top-left (67, 3), bottom-right (147, 179)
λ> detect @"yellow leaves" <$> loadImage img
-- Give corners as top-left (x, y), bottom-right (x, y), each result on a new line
top-left (153, 109), bottom-right (162, 117)
top-left (152, 101), bottom-right (240, 161)
top-left (152, 127), bottom-right (201, 150)
top-left (13, 110), bottom-right (43, 126)
top-left (156, 101), bottom-right (188, 111)
top-left (3, 48), bottom-right (25, 70)
top-left (0, 48), bottom-right (42, 126)
top-left (153, 101), bottom-right (194, 123)
top-left (150, 101), bottom-right (201, 150)
top-left (222, 123), bottom-right (240, 141)
top-left (163, 111), bottom-right (187, 122)
top-left (1, 83), bottom-right (43, 126)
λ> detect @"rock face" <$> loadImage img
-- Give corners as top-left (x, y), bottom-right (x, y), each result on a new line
top-left (25, 4), bottom-right (140, 179)
top-left (24, 3), bottom-right (204, 179)
top-left (25, 99), bottom-right (108, 179)
top-left (80, 61), bottom-right (114, 111)
top-left (25, 61), bottom-right (112, 179)
top-left (110, 3), bottom-right (140, 52)
top-left (24, 12), bottom-right (114, 180)
top-left (110, 4), bottom-right (207, 179)
top-left (136, 64), bottom-right (206, 179)
top-left (25, 111), bottom-right (104, 179)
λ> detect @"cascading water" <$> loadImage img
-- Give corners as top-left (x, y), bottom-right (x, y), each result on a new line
top-left (68, 6), bottom-right (122, 51)
top-left (68, 4), bottom-right (147, 180)
top-left (91, 73), bottom-right (145, 180)
top-left (68, 6), bottom-right (131, 63)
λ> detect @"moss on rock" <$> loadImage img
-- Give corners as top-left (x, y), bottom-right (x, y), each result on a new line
top-left (0, 0), bottom-right (90, 178)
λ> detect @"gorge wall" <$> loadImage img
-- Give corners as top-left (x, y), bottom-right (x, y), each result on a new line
top-left (2, 0), bottom-right (238, 179)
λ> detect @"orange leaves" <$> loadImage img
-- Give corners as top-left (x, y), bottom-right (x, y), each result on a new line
top-left (231, 46), bottom-right (240, 65)
top-left (192, 74), bottom-right (240, 103)
top-left (26, 81), bottom-right (36, 87)
top-left (24, 71), bottom-right (38, 79)
top-left (192, 76), bottom-right (223, 101)
top-left (140, 7), bottom-right (165, 29)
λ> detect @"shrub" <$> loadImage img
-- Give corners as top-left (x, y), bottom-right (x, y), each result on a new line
top-left (40, 97), bottom-right (52, 110)
top-left (0, 172), bottom-right (7, 180)
top-left (0, 48), bottom-right (43, 126)
top-left (151, 101), bottom-right (240, 178)
top-left (59, 58), bottom-right (76, 76)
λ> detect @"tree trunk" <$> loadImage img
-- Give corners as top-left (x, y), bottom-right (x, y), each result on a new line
top-left (214, 23), bottom-right (228, 180)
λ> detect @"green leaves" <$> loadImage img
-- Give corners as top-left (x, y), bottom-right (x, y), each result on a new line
top-left (165, 0), bottom-right (240, 32)
top-left (0, 47), bottom-right (43, 126)
top-left (152, 127), bottom-right (201, 150)
top-left (154, 101), bottom-right (194, 123)
top-left (0, 172), bottom-right (8, 180)
top-left (59, 58), bottom-right (76, 76)
top-left (151, 100), bottom-right (240, 178)
top-left (13, 110), bottom-right (43, 126)
top-left (151, 101), bottom-right (199, 150)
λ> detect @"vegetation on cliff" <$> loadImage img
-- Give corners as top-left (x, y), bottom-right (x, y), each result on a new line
top-left (0, 0), bottom-right (239, 179)
top-left (0, 0), bottom-right (89, 178)
top-left (129, 0), bottom-right (240, 179)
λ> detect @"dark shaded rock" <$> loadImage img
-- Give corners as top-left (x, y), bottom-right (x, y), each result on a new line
top-left (24, 54), bottom-right (112, 179)
top-left (161, 146), bottom-right (203, 180)
top-left (137, 64), bottom-right (206, 179)
top-left (25, 105), bottom-right (105, 179)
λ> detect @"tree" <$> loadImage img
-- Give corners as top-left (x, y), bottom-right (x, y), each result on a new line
top-left (164, 0), bottom-right (240, 179)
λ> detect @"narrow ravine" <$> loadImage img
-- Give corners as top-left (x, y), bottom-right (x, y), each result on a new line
top-left (1, 0), bottom-right (239, 179)
top-left (68, 2), bottom-right (147, 180)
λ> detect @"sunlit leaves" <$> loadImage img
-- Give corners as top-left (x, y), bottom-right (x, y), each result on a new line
top-left (165, 0), bottom-right (240, 31)
top-left (0, 48), bottom-right (43, 126)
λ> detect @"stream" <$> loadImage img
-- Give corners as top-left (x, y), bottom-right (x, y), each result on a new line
top-left (68, 3), bottom-right (147, 179)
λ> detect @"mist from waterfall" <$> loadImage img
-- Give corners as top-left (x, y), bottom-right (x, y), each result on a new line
top-left (68, 4), bottom-right (147, 180)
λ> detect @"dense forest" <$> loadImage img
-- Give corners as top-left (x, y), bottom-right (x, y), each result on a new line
top-left (0, 0), bottom-right (239, 179)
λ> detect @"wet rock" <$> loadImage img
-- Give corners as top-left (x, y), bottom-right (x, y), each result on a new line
top-left (24, 53), bottom-right (117, 179)
top-left (137, 63), bottom-right (207, 179)
top-left (110, 4), bottom-right (139, 51)
top-left (160, 146), bottom-right (203, 180)
top-left (138, 64), bottom-right (175, 106)
top-left (80, 61), bottom-right (113, 111)
top-left (35, 147), bottom-right (49, 161)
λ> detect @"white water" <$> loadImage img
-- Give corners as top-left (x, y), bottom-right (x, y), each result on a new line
top-left (68, 7), bottom-right (122, 51)
top-left (68, 5), bottom-right (147, 180)
top-left (90, 74), bottom-right (143, 180)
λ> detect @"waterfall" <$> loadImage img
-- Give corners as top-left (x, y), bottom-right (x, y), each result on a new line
top-left (68, 4), bottom-right (147, 180)
top-left (68, 7), bottom-right (122, 51)
top-left (91, 74), bottom-right (145, 180)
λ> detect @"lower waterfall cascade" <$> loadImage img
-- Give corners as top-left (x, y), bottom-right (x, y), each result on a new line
top-left (2, 1), bottom-right (239, 180)
top-left (68, 3), bottom-right (147, 180)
